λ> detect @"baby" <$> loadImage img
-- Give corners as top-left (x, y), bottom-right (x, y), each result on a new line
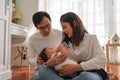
top-left (39, 47), bottom-right (77, 70)
top-left (39, 47), bottom-right (77, 79)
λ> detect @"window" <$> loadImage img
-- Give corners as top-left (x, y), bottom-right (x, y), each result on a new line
top-left (38, 0), bottom-right (117, 46)
top-left (38, 0), bottom-right (120, 63)
top-left (76, 0), bottom-right (105, 45)
top-left (116, 0), bottom-right (120, 36)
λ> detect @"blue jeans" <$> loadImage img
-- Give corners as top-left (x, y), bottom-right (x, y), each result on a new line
top-left (32, 65), bottom-right (103, 80)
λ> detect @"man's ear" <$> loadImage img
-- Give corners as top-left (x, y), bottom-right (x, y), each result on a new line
top-left (36, 26), bottom-right (39, 29)
top-left (73, 21), bottom-right (76, 27)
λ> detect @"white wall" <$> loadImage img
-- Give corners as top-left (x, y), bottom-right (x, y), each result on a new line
top-left (11, 0), bottom-right (38, 66)
top-left (16, 0), bottom-right (38, 27)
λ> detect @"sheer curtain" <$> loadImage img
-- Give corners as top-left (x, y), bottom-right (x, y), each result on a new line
top-left (38, 0), bottom-right (120, 63)
top-left (75, 0), bottom-right (106, 46)
top-left (38, 0), bottom-right (106, 44)
top-left (116, 0), bottom-right (120, 36)
top-left (116, 0), bottom-right (120, 63)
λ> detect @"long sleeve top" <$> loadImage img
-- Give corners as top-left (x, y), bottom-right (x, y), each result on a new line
top-left (63, 33), bottom-right (106, 70)
top-left (28, 29), bottom-right (62, 67)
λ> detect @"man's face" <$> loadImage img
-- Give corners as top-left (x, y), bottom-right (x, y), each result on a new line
top-left (37, 17), bottom-right (51, 36)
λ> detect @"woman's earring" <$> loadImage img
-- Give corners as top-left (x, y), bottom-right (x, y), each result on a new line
top-left (73, 21), bottom-right (76, 27)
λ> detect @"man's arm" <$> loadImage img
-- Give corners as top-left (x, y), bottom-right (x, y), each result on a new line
top-left (28, 40), bottom-right (43, 66)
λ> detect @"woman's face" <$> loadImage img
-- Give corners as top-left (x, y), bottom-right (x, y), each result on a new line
top-left (61, 22), bottom-right (73, 38)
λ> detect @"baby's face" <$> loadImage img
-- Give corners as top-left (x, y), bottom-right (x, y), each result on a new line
top-left (45, 47), bottom-right (56, 59)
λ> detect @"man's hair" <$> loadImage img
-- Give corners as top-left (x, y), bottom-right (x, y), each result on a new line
top-left (39, 48), bottom-right (48, 62)
top-left (32, 11), bottom-right (51, 27)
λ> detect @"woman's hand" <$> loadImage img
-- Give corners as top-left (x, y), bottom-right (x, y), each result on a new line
top-left (46, 54), bottom-right (64, 67)
top-left (56, 44), bottom-right (69, 62)
top-left (36, 54), bottom-right (44, 65)
top-left (58, 52), bottom-right (68, 62)
top-left (59, 64), bottom-right (83, 75)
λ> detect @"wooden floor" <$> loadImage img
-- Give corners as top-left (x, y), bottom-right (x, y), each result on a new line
top-left (12, 64), bottom-right (120, 80)
top-left (12, 66), bottom-right (35, 80)
top-left (106, 64), bottom-right (120, 80)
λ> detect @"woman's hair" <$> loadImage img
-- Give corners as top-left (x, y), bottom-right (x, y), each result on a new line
top-left (32, 11), bottom-right (51, 27)
top-left (39, 48), bottom-right (48, 62)
top-left (60, 12), bottom-right (88, 48)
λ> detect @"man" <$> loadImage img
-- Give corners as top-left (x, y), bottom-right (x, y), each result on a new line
top-left (28, 11), bottom-right (62, 67)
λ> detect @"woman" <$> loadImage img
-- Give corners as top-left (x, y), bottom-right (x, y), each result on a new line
top-left (59, 12), bottom-right (107, 80)
top-left (33, 12), bottom-right (107, 80)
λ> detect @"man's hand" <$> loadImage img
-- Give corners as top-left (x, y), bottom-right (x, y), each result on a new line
top-left (36, 54), bottom-right (44, 65)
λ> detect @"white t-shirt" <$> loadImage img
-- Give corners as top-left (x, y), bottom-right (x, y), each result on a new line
top-left (28, 29), bottom-right (62, 66)
top-left (52, 52), bottom-right (77, 70)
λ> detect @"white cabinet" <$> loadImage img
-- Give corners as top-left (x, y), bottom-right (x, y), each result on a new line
top-left (0, 65), bottom-right (11, 80)
top-left (0, 0), bottom-right (12, 79)
top-left (11, 23), bottom-right (28, 38)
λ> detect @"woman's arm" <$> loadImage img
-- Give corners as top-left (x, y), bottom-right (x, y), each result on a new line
top-left (56, 44), bottom-right (69, 61)
top-left (80, 35), bottom-right (106, 70)
top-left (56, 45), bottom-right (84, 75)
top-left (46, 45), bottom-right (69, 67)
